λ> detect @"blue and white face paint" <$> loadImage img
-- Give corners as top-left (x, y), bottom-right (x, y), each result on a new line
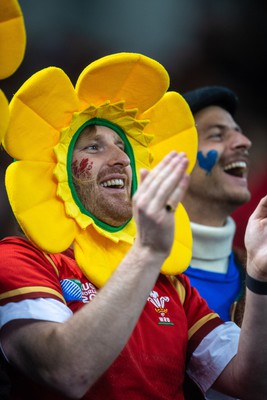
top-left (197, 149), bottom-right (219, 174)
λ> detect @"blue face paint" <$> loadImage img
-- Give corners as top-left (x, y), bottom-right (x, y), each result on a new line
top-left (197, 149), bottom-right (218, 174)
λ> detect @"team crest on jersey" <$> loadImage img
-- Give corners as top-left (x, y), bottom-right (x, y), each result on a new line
top-left (147, 290), bottom-right (174, 326)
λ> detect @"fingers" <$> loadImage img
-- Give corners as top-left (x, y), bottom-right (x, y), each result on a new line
top-left (138, 152), bottom-right (178, 189)
top-left (250, 195), bottom-right (267, 221)
top-left (150, 152), bottom-right (189, 211)
top-left (166, 174), bottom-right (190, 211)
top-left (139, 168), bottom-right (150, 184)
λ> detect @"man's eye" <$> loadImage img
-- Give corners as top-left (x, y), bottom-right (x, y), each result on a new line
top-left (87, 144), bottom-right (98, 151)
top-left (209, 133), bottom-right (222, 140)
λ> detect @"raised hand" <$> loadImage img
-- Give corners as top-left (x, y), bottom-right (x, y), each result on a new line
top-left (245, 194), bottom-right (267, 279)
top-left (132, 151), bottom-right (190, 257)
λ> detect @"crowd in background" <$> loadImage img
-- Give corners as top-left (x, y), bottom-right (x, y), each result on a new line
top-left (1, 0), bottom-right (267, 244)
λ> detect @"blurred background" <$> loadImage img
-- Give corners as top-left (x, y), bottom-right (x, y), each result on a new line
top-left (1, 0), bottom-right (267, 246)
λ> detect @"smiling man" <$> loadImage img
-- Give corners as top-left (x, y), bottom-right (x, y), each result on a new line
top-left (182, 86), bottom-right (251, 325)
top-left (182, 86), bottom-right (251, 399)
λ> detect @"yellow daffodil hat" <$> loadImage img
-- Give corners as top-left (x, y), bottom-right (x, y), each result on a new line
top-left (0, 0), bottom-right (26, 142)
top-left (3, 52), bottom-right (197, 287)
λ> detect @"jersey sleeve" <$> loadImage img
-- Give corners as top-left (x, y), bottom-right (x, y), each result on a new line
top-left (0, 237), bottom-right (65, 306)
top-left (176, 274), bottom-right (239, 395)
top-left (177, 274), bottom-right (224, 358)
top-left (187, 322), bottom-right (240, 394)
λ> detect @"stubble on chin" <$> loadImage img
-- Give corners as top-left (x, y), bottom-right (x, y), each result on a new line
top-left (72, 175), bottom-right (132, 226)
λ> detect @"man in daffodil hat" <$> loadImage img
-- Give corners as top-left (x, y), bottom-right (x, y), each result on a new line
top-left (3, 52), bottom-right (197, 287)
top-left (0, 53), bottom-right (249, 399)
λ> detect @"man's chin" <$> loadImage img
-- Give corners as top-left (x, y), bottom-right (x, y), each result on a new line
top-left (97, 215), bottom-right (132, 228)
top-left (92, 206), bottom-right (133, 228)
top-left (229, 191), bottom-right (251, 207)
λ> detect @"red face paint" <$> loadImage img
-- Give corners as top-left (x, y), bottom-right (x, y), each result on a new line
top-left (79, 158), bottom-right (89, 172)
top-left (71, 160), bottom-right (78, 176)
top-left (72, 158), bottom-right (94, 179)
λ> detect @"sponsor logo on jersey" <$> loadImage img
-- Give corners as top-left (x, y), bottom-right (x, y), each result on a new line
top-left (82, 282), bottom-right (97, 303)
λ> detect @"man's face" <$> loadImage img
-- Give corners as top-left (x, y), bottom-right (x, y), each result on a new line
top-left (72, 125), bottom-right (133, 227)
top-left (187, 105), bottom-right (251, 210)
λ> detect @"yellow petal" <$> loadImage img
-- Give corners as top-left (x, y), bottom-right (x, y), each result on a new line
top-left (161, 204), bottom-right (192, 275)
top-left (5, 161), bottom-right (77, 252)
top-left (3, 67), bottom-right (80, 160)
top-left (141, 91), bottom-right (195, 275)
top-left (4, 98), bottom-right (59, 162)
top-left (74, 206), bottom-right (191, 287)
top-left (0, 89), bottom-right (9, 142)
top-left (142, 91), bottom-right (198, 172)
top-left (0, 0), bottom-right (26, 78)
top-left (74, 226), bottom-right (131, 287)
top-left (76, 53), bottom-right (169, 114)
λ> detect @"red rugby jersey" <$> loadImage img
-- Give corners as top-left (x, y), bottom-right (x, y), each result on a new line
top-left (0, 236), bottom-right (222, 399)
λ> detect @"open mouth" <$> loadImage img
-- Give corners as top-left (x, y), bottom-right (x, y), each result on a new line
top-left (100, 178), bottom-right (125, 189)
top-left (223, 161), bottom-right (247, 178)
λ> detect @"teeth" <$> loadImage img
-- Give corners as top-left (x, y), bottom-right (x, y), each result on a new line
top-left (224, 161), bottom-right (247, 171)
top-left (101, 179), bottom-right (124, 188)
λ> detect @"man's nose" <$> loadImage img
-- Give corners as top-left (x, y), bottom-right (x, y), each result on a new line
top-left (107, 145), bottom-right (130, 167)
top-left (232, 132), bottom-right (252, 152)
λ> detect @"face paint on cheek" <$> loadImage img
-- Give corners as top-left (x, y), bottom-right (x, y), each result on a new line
top-left (72, 158), bottom-right (94, 179)
top-left (197, 149), bottom-right (219, 174)
top-left (83, 161), bottom-right (94, 178)
top-left (72, 160), bottom-right (78, 176)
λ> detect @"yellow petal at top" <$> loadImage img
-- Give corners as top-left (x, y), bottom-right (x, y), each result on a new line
top-left (0, 0), bottom-right (26, 79)
top-left (142, 91), bottom-right (198, 173)
top-left (5, 161), bottom-right (77, 252)
top-left (3, 67), bottom-right (80, 160)
top-left (76, 53), bottom-right (170, 115)
top-left (0, 90), bottom-right (9, 142)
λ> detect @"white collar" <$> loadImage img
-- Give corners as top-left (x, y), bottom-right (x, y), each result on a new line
top-left (190, 217), bottom-right (236, 273)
